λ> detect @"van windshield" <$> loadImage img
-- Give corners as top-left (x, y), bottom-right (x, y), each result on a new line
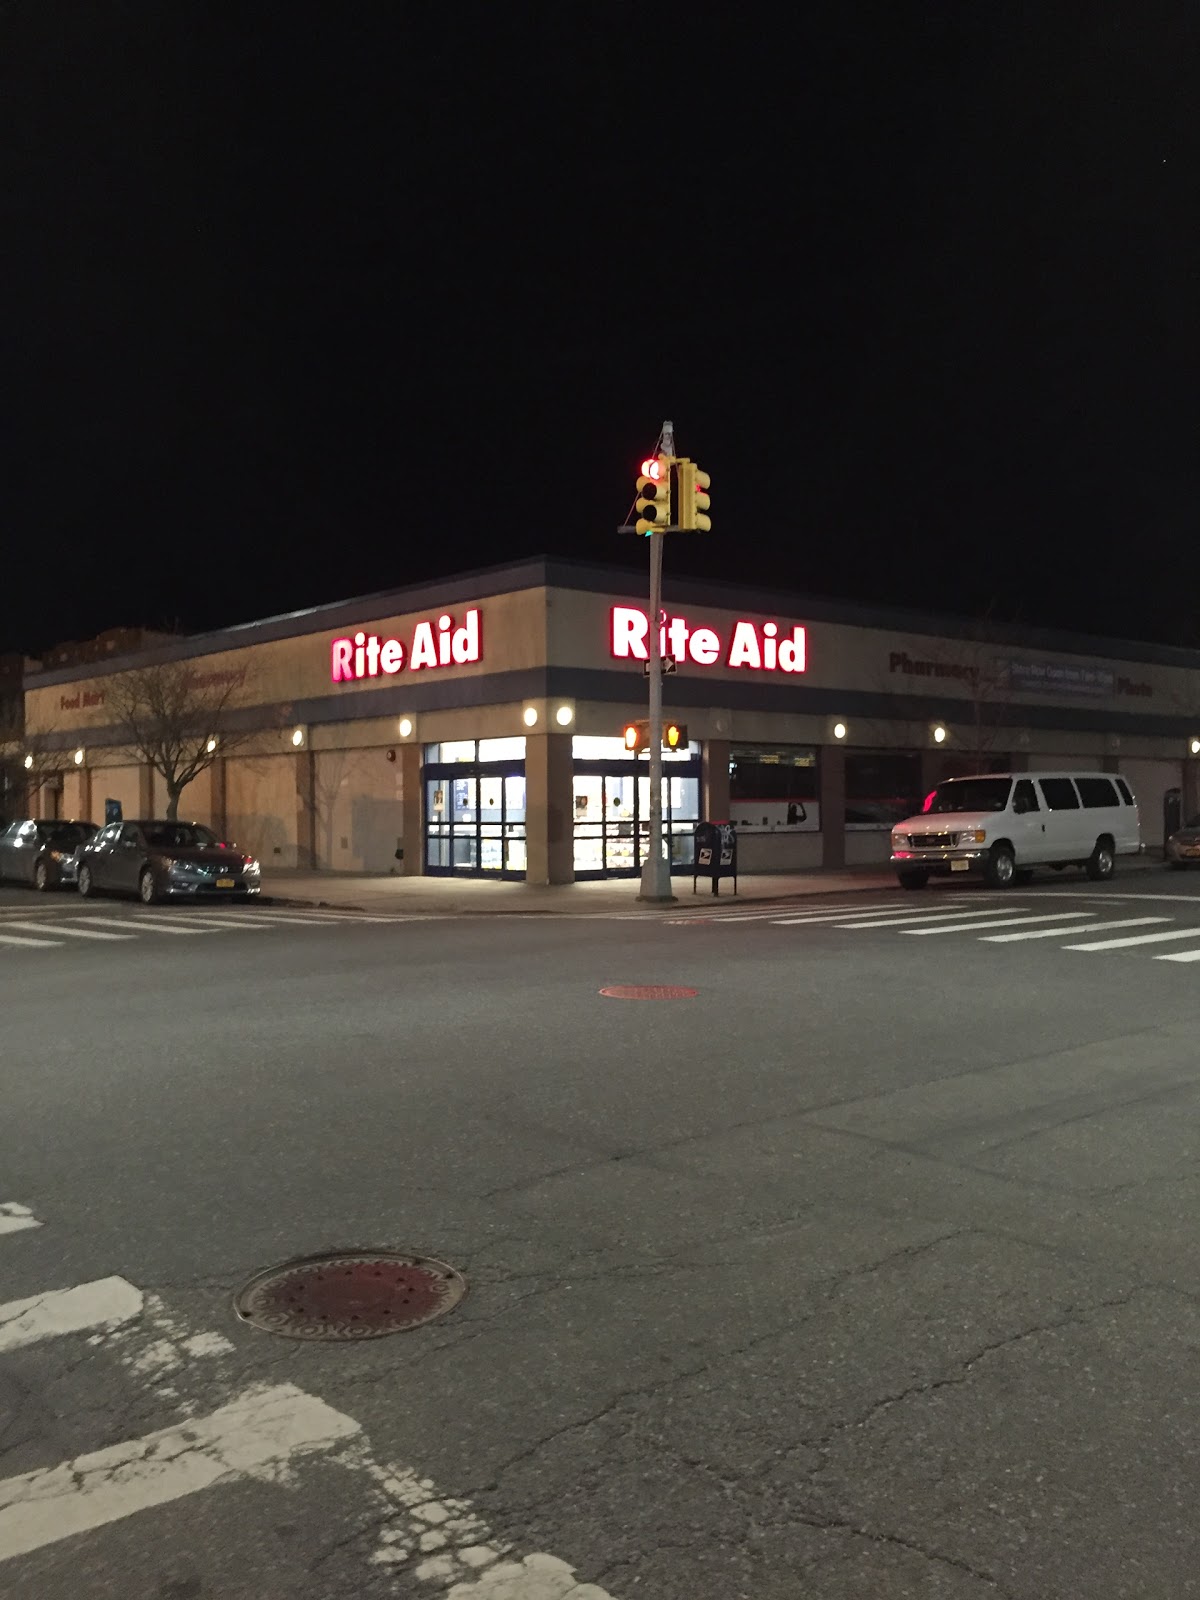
top-left (923, 778), bottom-right (1012, 814)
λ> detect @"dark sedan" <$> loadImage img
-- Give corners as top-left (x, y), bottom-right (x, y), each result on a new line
top-left (1166, 814), bottom-right (1200, 869)
top-left (76, 820), bottom-right (262, 904)
top-left (0, 819), bottom-right (98, 890)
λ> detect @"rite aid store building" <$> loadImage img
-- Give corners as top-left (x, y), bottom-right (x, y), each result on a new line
top-left (23, 558), bottom-right (1200, 882)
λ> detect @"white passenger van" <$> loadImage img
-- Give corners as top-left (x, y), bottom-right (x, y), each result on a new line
top-left (890, 771), bottom-right (1141, 889)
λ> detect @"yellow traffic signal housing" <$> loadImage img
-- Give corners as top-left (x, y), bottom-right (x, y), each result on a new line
top-left (663, 721), bottom-right (688, 751)
top-left (635, 455), bottom-right (672, 535)
top-left (623, 719), bottom-right (650, 752)
top-left (676, 459), bottom-right (711, 532)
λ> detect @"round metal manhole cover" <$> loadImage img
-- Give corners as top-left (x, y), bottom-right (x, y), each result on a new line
top-left (233, 1251), bottom-right (467, 1341)
top-left (598, 984), bottom-right (699, 1000)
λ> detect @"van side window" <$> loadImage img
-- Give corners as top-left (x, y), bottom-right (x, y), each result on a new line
top-left (1039, 778), bottom-right (1081, 810)
top-left (1114, 778), bottom-right (1134, 806)
top-left (1076, 777), bottom-right (1118, 808)
top-left (1013, 779), bottom-right (1039, 812)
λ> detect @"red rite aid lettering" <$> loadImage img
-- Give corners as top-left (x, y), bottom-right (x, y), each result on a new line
top-left (330, 609), bottom-right (482, 682)
top-left (609, 606), bottom-right (806, 673)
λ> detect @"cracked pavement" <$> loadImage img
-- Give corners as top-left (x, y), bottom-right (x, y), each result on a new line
top-left (2, 881), bottom-right (1200, 1596)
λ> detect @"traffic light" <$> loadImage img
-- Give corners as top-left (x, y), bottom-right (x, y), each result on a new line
top-left (662, 721), bottom-right (688, 751)
top-left (635, 455), bottom-right (672, 535)
top-left (676, 459), bottom-right (711, 532)
top-left (623, 719), bottom-right (650, 752)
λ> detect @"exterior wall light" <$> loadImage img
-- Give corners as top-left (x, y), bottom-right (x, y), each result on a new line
top-left (23, 754), bottom-right (33, 769)
top-left (932, 724), bottom-right (947, 744)
top-left (74, 748), bottom-right (85, 765)
top-left (205, 737), bottom-right (218, 755)
top-left (398, 717), bottom-right (414, 738)
top-left (555, 705), bottom-right (574, 727)
top-left (291, 727), bottom-right (305, 748)
top-left (1191, 738), bottom-right (1200, 756)
top-left (522, 706), bottom-right (539, 728)
top-left (832, 721), bottom-right (847, 740)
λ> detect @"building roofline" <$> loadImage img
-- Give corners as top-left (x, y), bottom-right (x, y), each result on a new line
top-left (21, 554), bottom-right (1200, 690)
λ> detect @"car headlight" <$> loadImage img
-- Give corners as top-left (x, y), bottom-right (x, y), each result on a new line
top-left (958, 829), bottom-right (987, 845)
top-left (892, 833), bottom-right (909, 848)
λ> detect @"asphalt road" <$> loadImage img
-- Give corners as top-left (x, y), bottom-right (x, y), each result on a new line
top-left (3, 869), bottom-right (1200, 1599)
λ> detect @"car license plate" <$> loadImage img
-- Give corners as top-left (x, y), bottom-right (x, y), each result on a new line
top-left (950, 859), bottom-right (970, 871)
top-left (1184, 848), bottom-right (1200, 859)
top-left (216, 877), bottom-right (236, 889)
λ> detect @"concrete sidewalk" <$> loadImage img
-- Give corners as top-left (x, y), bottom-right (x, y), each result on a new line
top-left (260, 863), bottom-right (899, 915)
top-left (261, 852), bottom-right (1169, 915)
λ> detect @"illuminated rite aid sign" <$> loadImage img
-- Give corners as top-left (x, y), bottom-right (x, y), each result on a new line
top-left (331, 610), bottom-right (482, 681)
top-left (610, 606), bottom-right (806, 672)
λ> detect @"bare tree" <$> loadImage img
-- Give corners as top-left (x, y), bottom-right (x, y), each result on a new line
top-left (0, 704), bottom-right (68, 815)
top-left (106, 659), bottom-right (252, 820)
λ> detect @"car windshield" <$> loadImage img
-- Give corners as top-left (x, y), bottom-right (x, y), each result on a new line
top-left (923, 777), bottom-right (1013, 814)
top-left (37, 822), bottom-right (96, 846)
top-left (1184, 815), bottom-right (1200, 831)
top-left (142, 823), bottom-right (220, 850)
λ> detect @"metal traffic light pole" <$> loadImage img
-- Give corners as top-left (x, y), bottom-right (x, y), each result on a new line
top-left (639, 419), bottom-right (676, 903)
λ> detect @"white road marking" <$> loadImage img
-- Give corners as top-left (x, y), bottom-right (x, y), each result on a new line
top-left (0, 1382), bottom-right (360, 1564)
top-left (1, 919), bottom-right (134, 942)
top-left (771, 904), bottom-right (983, 927)
top-left (119, 916), bottom-right (224, 936)
top-left (902, 911), bottom-right (1097, 936)
top-left (715, 900), bottom-right (906, 923)
top-left (1064, 927), bottom-right (1200, 951)
top-left (983, 916), bottom-right (1170, 943)
top-left (167, 912), bottom-right (276, 929)
top-left (0, 1277), bottom-right (143, 1353)
top-left (1155, 947), bottom-right (1200, 962)
top-left (66, 915), bottom-right (213, 936)
top-left (213, 910), bottom-right (344, 926)
top-left (0, 1203), bottom-right (40, 1237)
top-left (839, 906), bottom-right (1031, 929)
top-left (0, 931), bottom-right (62, 948)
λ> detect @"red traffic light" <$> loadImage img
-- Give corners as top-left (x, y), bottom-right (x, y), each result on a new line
top-left (639, 457), bottom-right (664, 481)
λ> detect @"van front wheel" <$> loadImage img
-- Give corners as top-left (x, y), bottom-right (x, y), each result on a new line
top-left (897, 868), bottom-right (930, 890)
top-left (1086, 838), bottom-right (1115, 881)
top-left (985, 845), bottom-right (1016, 888)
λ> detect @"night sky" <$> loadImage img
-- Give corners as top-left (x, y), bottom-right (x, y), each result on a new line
top-left (3, 4), bottom-right (1195, 659)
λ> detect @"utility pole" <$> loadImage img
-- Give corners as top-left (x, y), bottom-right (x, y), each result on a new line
top-left (639, 419), bottom-right (675, 903)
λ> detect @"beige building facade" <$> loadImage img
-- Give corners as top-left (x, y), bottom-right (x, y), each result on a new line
top-left (19, 559), bottom-right (1200, 881)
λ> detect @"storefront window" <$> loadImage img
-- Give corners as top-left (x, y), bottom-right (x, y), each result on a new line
top-left (424, 739), bottom-right (478, 764)
top-left (478, 736), bottom-right (527, 761)
top-left (571, 747), bottom-right (701, 877)
top-left (571, 734), bottom-right (697, 763)
top-left (729, 745), bottom-right (819, 832)
top-left (844, 750), bottom-right (922, 829)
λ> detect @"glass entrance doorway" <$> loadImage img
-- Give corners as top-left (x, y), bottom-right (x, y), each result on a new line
top-left (423, 738), bottom-right (527, 878)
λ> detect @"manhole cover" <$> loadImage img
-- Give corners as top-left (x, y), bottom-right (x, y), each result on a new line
top-left (599, 984), bottom-right (699, 1000)
top-left (233, 1251), bottom-right (467, 1341)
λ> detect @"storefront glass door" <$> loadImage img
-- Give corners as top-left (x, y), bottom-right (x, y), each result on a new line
top-left (424, 740), bottom-right (526, 879)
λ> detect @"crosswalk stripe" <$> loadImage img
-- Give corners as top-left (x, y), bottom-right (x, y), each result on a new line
top-left (65, 915), bottom-right (204, 935)
top-left (164, 912), bottom-right (275, 929)
top-left (0, 1382), bottom-right (360, 1564)
top-left (838, 906), bottom-right (1029, 929)
top-left (0, 1203), bottom-right (40, 1237)
top-left (716, 900), bottom-right (906, 923)
top-left (1064, 927), bottom-right (1200, 952)
top-left (0, 1277), bottom-right (143, 1354)
top-left (1154, 947), bottom-right (1200, 962)
top-left (118, 916), bottom-right (224, 936)
top-left (220, 911), bottom-right (345, 926)
top-left (0, 919), bottom-right (134, 942)
top-left (772, 904), bottom-right (983, 927)
top-left (0, 931), bottom-right (62, 948)
top-left (902, 911), bottom-right (1097, 936)
top-left (983, 916), bottom-right (1170, 943)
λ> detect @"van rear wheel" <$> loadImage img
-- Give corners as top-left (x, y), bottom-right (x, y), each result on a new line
top-left (984, 845), bottom-right (1016, 888)
top-left (1086, 838), bottom-right (1115, 881)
